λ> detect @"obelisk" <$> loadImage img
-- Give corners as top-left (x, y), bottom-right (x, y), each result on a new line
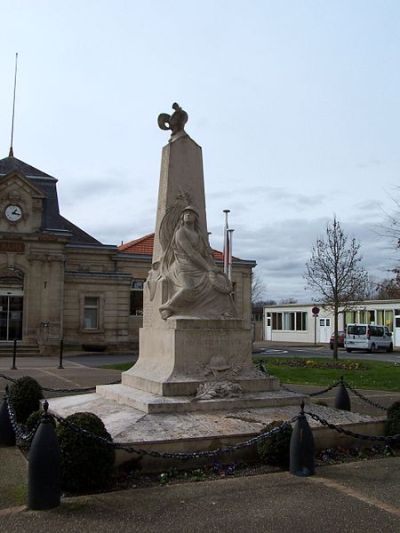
top-left (120, 104), bottom-right (278, 400)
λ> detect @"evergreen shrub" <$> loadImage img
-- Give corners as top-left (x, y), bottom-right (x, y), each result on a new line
top-left (385, 401), bottom-right (400, 446)
top-left (9, 376), bottom-right (43, 423)
top-left (257, 420), bottom-right (292, 469)
top-left (56, 412), bottom-right (115, 493)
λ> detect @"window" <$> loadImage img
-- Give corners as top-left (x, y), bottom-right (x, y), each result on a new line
top-left (283, 312), bottom-right (295, 330)
top-left (272, 311), bottom-right (307, 331)
top-left (130, 279), bottom-right (144, 316)
top-left (272, 312), bottom-right (282, 330)
top-left (296, 312), bottom-right (307, 331)
top-left (83, 296), bottom-right (99, 329)
top-left (385, 310), bottom-right (393, 332)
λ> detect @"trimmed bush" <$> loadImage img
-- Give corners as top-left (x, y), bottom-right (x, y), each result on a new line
top-left (385, 401), bottom-right (400, 443)
top-left (257, 420), bottom-right (293, 469)
top-left (9, 376), bottom-right (43, 423)
top-left (25, 409), bottom-right (56, 433)
top-left (56, 412), bottom-right (115, 493)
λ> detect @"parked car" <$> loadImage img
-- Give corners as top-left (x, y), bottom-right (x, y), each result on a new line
top-left (329, 331), bottom-right (345, 350)
top-left (344, 324), bottom-right (393, 353)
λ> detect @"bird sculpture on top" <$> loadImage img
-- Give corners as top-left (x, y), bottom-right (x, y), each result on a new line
top-left (158, 103), bottom-right (188, 141)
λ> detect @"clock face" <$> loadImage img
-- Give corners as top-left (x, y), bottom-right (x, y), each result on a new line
top-left (5, 204), bottom-right (23, 222)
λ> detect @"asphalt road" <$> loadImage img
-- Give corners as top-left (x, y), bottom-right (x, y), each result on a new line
top-left (255, 345), bottom-right (400, 363)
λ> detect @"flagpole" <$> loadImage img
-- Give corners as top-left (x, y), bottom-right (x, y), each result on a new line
top-left (223, 209), bottom-right (230, 275)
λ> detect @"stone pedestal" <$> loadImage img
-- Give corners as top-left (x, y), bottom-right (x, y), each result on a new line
top-left (122, 318), bottom-right (278, 397)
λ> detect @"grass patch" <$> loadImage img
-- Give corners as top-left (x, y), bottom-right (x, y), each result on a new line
top-left (100, 362), bottom-right (135, 371)
top-left (102, 358), bottom-right (400, 391)
top-left (256, 357), bottom-right (400, 391)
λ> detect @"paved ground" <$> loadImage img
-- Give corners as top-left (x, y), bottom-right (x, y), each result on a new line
top-left (1, 452), bottom-right (399, 532)
top-left (1, 352), bottom-right (400, 531)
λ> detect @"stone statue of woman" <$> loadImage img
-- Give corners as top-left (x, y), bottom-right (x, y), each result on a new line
top-left (158, 205), bottom-right (236, 320)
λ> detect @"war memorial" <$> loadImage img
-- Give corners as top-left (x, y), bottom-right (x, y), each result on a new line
top-left (49, 105), bottom-right (384, 468)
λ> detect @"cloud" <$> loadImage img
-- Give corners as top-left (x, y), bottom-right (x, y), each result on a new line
top-left (214, 216), bottom-right (399, 302)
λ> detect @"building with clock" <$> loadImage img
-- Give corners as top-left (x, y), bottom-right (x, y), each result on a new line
top-left (0, 153), bottom-right (255, 354)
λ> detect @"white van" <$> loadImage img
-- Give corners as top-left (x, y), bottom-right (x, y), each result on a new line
top-left (345, 324), bottom-right (393, 353)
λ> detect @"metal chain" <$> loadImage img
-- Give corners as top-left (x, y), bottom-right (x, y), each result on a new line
top-left (280, 380), bottom-right (342, 397)
top-left (305, 410), bottom-right (400, 443)
top-left (0, 373), bottom-right (17, 384)
top-left (51, 410), bottom-right (298, 460)
top-left (5, 394), bottom-right (41, 442)
top-left (343, 381), bottom-right (388, 411)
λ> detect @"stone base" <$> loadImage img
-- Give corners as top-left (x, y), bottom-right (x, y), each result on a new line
top-left (96, 384), bottom-right (301, 413)
top-left (47, 393), bottom-right (386, 471)
top-left (122, 318), bottom-right (264, 396)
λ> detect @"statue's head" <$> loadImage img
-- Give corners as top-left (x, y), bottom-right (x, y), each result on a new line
top-left (181, 205), bottom-right (199, 224)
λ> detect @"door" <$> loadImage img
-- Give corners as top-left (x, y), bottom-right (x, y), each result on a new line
top-left (265, 313), bottom-right (272, 340)
top-left (319, 318), bottom-right (332, 343)
top-left (394, 313), bottom-right (400, 347)
top-left (0, 294), bottom-right (23, 341)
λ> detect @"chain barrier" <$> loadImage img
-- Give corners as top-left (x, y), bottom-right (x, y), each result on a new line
top-left (305, 410), bottom-right (400, 444)
top-left (343, 381), bottom-right (388, 411)
top-left (0, 373), bottom-right (17, 384)
top-left (4, 380), bottom-right (400, 461)
top-left (5, 393), bottom-right (41, 443)
top-left (49, 410), bottom-right (298, 460)
top-left (280, 380), bottom-right (342, 397)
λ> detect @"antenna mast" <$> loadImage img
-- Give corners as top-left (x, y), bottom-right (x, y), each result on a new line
top-left (9, 52), bottom-right (18, 157)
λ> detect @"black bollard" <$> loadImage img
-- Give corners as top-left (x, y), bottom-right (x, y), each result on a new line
top-left (334, 377), bottom-right (351, 411)
top-left (290, 402), bottom-right (315, 477)
top-left (28, 401), bottom-right (61, 510)
top-left (11, 339), bottom-right (17, 370)
top-left (0, 389), bottom-right (16, 446)
top-left (58, 338), bottom-right (64, 369)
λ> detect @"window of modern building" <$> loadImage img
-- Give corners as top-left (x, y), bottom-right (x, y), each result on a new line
top-left (83, 296), bottom-right (99, 329)
top-left (272, 312), bottom-right (283, 330)
top-left (271, 311), bottom-right (307, 331)
top-left (385, 310), bottom-right (394, 331)
top-left (283, 312), bottom-right (295, 330)
top-left (130, 279), bottom-right (145, 316)
top-left (295, 312), bottom-right (307, 331)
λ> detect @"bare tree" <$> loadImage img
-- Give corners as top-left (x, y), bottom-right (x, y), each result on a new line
top-left (375, 274), bottom-right (400, 299)
top-left (279, 298), bottom-right (298, 304)
top-left (304, 217), bottom-right (369, 360)
top-left (251, 273), bottom-right (267, 304)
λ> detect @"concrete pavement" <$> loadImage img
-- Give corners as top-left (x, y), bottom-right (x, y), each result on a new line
top-left (1, 454), bottom-right (399, 532)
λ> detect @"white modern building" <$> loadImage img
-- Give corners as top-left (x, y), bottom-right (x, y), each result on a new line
top-left (263, 300), bottom-right (400, 347)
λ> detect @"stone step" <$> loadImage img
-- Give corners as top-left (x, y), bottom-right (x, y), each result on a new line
top-left (0, 343), bottom-right (40, 356)
top-left (47, 391), bottom-right (386, 472)
top-left (96, 383), bottom-right (306, 414)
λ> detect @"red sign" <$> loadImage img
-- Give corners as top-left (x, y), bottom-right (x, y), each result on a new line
top-left (312, 306), bottom-right (320, 317)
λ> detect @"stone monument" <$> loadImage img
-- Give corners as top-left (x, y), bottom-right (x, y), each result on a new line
top-left (97, 103), bottom-right (285, 411)
top-left (49, 106), bottom-right (385, 466)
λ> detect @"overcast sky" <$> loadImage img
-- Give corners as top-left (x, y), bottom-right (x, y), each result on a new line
top-left (1, 1), bottom-right (399, 302)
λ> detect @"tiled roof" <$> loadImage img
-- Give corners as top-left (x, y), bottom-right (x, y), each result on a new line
top-left (118, 233), bottom-right (233, 261)
top-left (119, 233), bottom-right (155, 255)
